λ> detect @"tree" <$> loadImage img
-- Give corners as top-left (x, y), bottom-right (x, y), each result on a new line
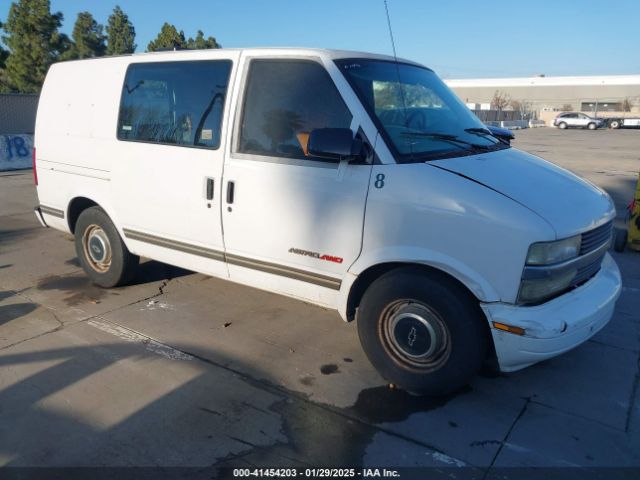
top-left (621, 98), bottom-right (632, 112)
top-left (186, 30), bottom-right (220, 50)
top-left (510, 99), bottom-right (532, 120)
top-left (62, 11), bottom-right (106, 60)
top-left (147, 23), bottom-right (186, 52)
top-left (0, 45), bottom-right (7, 69)
top-left (0, 21), bottom-right (7, 69)
top-left (0, 21), bottom-right (7, 92)
top-left (490, 90), bottom-right (511, 113)
top-left (106, 5), bottom-right (136, 55)
top-left (0, 24), bottom-right (7, 92)
top-left (1, 0), bottom-right (69, 93)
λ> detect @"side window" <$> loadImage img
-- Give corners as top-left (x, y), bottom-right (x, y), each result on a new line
top-left (238, 59), bottom-right (352, 160)
top-left (118, 60), bottom-right (232, 149)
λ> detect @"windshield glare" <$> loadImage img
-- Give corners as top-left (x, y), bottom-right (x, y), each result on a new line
top-left (336, 59), bottom-right (507, 161)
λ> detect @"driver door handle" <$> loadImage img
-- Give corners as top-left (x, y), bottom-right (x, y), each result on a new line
top-left (206, 178), bottom-right (214, 200)
top-left (226, 181), bottom-right (235, 204)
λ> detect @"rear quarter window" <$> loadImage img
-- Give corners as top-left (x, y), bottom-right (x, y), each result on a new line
top-left (118, 60), bottom-right (232, 149)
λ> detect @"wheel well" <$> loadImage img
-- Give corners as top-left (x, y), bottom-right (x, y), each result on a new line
top-left (67, 197), bottom-right (99, 233)
top-left (346, 262), bottom-right (479, 322)
top-left (346, 262), bottom-right (499, 370)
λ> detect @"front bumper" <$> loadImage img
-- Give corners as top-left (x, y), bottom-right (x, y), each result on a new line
top-left (481, 253), bottom-right (621, 372)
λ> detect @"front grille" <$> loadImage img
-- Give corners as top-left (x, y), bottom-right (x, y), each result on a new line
top-left (573, 254), bottom-right (605, 286)
top-left (571, 221), bottom-right (613, 287)
top-left (580, 221), bottom-right (613, 255)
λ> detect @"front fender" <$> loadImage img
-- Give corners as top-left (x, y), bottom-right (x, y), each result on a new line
top-left (350, 246), bottom-right (501, 301)
top-left (335, 162), bottom-right (557, 321)
top-left (336, 247), bottom-right (500, 321)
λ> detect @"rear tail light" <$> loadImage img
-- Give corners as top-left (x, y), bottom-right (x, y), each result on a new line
top-left (32, 146), bottom-right (38, 186)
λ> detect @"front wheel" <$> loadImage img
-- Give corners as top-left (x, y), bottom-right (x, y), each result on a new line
top-left (610, 120), bottom-right (621, 129)
top-left (75, 206), bottom-right (139, 288)
top-left (587, 122), bottom-right (597, 130)
top-left (614, 228), bottom-right (628, 253)
top-left (558, 122), bottom-right (568, 129)
top-left (357, 267), bottom-right (489, 395)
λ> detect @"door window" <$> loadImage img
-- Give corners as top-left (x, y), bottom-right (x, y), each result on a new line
top-left (238, 59), bottom-right (352, 160)
top-left (118, 60), bottom-right (232, 149)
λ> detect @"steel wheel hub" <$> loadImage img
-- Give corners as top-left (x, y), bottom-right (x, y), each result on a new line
top-left (82, 224), bottom-right (112, 273)
top-left (380, 301), bottom-right (451, 371)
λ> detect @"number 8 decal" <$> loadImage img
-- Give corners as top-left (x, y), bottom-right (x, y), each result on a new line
top-left (374, 173), bottom-right (385, 189)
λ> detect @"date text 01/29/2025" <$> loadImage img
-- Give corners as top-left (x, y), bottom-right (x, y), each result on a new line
top-left (232, 468), bottom-right (401, 478)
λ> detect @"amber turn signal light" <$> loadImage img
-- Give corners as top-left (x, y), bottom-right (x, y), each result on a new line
top-left (492, 322), bottom-right (526, 336)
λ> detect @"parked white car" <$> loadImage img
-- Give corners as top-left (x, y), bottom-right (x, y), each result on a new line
top-left (554, 112), bottom-right (604, 130)
top-left (34, 48), bottom-right (621, 394)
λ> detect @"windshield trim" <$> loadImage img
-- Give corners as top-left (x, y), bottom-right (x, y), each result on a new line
top-left (334, 58), bottom-right (509, 163)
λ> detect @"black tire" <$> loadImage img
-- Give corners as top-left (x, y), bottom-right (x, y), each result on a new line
top-left (610, 120), bottom-right (621, 129)
top-left (587, 122), bottom-right (597, 130)
top-left (614, 228), bottom-right (628, 253)
top-left (558, 122), bottom-right (568, 129)
top-left (357, 267), bottom-right (488, 395)
top-left (74, 206), bottom-right (139, 288)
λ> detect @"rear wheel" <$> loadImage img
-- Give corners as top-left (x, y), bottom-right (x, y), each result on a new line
top-left (610, 120), bottom-right (621, 129)
top-left (558, 122), bottom-right (568, 129)
top-left (357, 267), bottom-right (488, 395)
top-left (587, 122), bottom-right (597, 130)
top-left (75, 206), bottom-right (139, 288)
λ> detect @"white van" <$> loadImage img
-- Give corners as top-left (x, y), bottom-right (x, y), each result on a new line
top-left (34, 48), bottom-right (621, 394)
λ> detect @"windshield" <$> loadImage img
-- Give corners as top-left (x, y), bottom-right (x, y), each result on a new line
top-left (335, 59), bottom-right (509, 162)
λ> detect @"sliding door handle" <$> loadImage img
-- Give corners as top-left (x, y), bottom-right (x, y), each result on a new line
top-left (206, 178), bottom-right (214, 200)
top-left (226, 181), bottom-right (235, 204)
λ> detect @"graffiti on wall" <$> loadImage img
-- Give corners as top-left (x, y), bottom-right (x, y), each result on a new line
top-left (0, 134), bottom-right (34, 171)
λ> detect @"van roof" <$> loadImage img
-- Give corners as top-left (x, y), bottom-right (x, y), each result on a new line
top-left (57, 47), bottom-right (424, 68)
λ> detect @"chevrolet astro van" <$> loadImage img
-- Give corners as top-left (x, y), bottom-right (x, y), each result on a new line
top-left (33, 48), bottom-right (622, 394)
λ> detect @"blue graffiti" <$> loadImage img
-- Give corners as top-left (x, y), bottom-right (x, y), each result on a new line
top-left (5, 136), bottom-right (30, 159)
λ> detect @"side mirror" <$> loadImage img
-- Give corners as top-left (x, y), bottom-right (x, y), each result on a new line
top-left (307, 128), bottom-right (363, 161)
top-left (486, 126), bottom-right (515, 145)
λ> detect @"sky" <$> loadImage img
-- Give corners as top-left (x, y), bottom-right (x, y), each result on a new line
top-left (1, 0), bottom-right (639, 79)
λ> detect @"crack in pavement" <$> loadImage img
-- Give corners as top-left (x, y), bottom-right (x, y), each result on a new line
top-left (587, 338), bottom-right (640, 354)
top-left (482, 396), bottom-right (531, 478)
top-left (625, 352), bottom-right (640, 433)
top-left (0, 277), bottom-right (176, 351)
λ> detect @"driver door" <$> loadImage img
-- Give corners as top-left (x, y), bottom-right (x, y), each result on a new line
top-left (221, 57), bottom-right (373, 304)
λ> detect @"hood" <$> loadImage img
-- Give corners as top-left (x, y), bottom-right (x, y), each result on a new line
top-left (430, 148), bottom-right (615, 238)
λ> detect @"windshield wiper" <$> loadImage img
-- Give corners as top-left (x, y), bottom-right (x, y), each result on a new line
top-left (400, 131), bottom-right (490, 151)
top-left (464, 127), bottom-right (509, 145)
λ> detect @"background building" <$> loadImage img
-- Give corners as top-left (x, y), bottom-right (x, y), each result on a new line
top-left (445, 75), bottom-right (640, 125)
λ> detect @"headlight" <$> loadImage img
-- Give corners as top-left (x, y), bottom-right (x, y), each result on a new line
top-left (518, 269), bottom-right (578, 304)
top-left (525, 235), bottom-right (580, 265)
top-left (518, 235), bottom-right (582, 304)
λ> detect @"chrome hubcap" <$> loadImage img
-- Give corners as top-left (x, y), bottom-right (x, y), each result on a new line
top-left (380, 301), bottom-right (451, 371)
top-left (82, 224), bottom-right (112, 273)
